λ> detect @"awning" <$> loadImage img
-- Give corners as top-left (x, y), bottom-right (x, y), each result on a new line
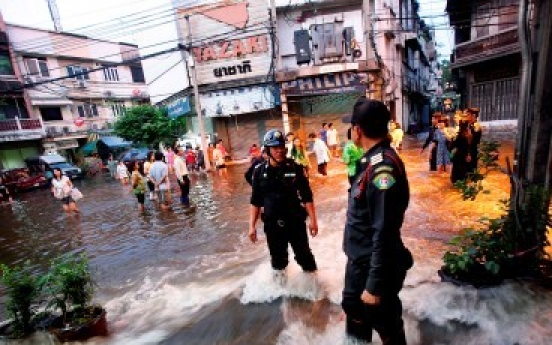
top-left (99, 136), bottom-right (132, 149)
top-left (31, 98), bottom-right (74, 106)
top-left (81, 136), bottom-right (131, 155)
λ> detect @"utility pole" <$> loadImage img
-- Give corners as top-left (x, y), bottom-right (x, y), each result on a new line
top-left (185, 15), bottom-right (211, 170)
top-left (46, 0), bottom-right (63, 32)
top-left (269, 0), bottom-right (289, 134)
top-left (515, 0), bottom-right (552, 188)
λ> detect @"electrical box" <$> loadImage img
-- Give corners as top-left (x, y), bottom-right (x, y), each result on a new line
top-left (294, 30), bottom-right (312, 65)
top-left (311, 23), bottom-right (344, 60)
top-left (343, 27), bottom-right (354, 56)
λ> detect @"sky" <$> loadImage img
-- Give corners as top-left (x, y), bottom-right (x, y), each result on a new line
top-left (0, 0), bottom-right (452, 102)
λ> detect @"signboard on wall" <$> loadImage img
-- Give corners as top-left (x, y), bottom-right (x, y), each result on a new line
top-left (167, 96), bottom-right (192, 119)
top-left (174, 0), bottom-right (272, 85)
top-left (282, 72), bottom-right (369, 96)
top-left (199, 85), bottom-right (278, 117)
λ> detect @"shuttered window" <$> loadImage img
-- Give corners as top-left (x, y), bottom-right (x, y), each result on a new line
top-left (471, 77), bottom-right (519, 121)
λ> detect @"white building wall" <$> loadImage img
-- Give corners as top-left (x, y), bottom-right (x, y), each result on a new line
top-left (7, 24), bottom-right (149, 138)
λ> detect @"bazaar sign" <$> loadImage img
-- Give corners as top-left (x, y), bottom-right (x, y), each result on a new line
top-left (175, 0), bottom-right (271, 85)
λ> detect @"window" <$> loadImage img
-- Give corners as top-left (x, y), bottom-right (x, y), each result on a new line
top-left (39, 107), bottom-right (63, 121)
top-left (24, 57), bottom-right (49, 77)
top-left (110, 101), bottom-right (126, 117)
top-left (103, 66), bottom-right (119, 81)
top-left (130, 65), bottom-right (145, 83)
top-left (76, 104), bottom-right (98, 118)
top-left (67, 65), bottom-right (90, 80)
top-left (0, 51), bottom-right (14, 75)
top-left (474, 3), bottom-right (491, 38)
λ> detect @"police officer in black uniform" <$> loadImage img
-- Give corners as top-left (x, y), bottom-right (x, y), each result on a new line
top-left (249, 129), bottom-right (318, 279)
top-left (342, 98), bottom-right (413, 344)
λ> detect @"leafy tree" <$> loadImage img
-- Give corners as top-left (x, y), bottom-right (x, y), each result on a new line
top-left (114, 105), bottom-right (180, 148)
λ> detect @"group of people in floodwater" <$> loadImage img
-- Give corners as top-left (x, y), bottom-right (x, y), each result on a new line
top-left (421, 107), bottom-right (483, 183)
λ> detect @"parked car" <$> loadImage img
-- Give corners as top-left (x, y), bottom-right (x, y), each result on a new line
top-left (0, 168), bottom-right (49, 193)
top-left (118, 148), bottom-right (151, 171)
top-left (25, 154), bottom-right (83, 180)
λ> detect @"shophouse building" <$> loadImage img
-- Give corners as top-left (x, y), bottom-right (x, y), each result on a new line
top-left (5, 23), bottom-right (149, 161)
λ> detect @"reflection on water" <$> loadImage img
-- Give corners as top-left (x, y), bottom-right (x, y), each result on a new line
top-left (2, 137), bottom-right (551, 344)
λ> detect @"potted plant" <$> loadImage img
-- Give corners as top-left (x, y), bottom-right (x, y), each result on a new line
top-left (41, 253), bottom-right (107, 342)
top-left (0, 261), bottom-right (41, 338)
top-left (441, 140), bottom-right (551, 287)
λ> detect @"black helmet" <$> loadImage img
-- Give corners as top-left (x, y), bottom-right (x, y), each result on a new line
top-left (263, 129), bottom-right (285, 147)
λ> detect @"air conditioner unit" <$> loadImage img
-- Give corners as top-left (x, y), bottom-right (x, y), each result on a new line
top-left (24, 76), bottom-right (36, 84)
top-left (74, 80), bottom-right (88, 88)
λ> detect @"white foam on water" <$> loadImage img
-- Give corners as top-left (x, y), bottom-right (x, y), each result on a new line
top-left (401, 279), bottom-right (552, 344)
top-left (275, 317), bottom-right (422, 345)
top-left (240, 263), bottom-right (325, 303)
top-left (92, 269), bottom-right (246, 344)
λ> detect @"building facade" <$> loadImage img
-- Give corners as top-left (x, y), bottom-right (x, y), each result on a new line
top-left (374, 0), bottom-right (437, 132)
top-left (5, 24), bottom-right (149, 162)
top-left (275, 0), bottom-right (380, 144)
top-left (0, 13), bottom-right (44, 170)
top-left (446, 0), bottom-right (520, 122)
top-left (172, 0), bottom-right (280, 159)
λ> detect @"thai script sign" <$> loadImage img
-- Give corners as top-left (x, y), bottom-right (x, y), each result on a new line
top-left (174, 0), bottom-right (271, 85)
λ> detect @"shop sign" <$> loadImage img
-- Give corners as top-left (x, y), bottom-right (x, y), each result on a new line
top-left (167, 97), bottom-right (192, 119)
top-left (175, 0), bottom-right (271, 85)
top-left (282, 72), bottom-right (368, 96)
top-left (199, 85), bottom-right (278, 117)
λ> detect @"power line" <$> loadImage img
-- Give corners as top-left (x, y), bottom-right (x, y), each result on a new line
top-left (146, 58), bottom-right (185, 86)
top-left (19, 22), bottom-right (269, 78)
top-left (10, 3), bottom-right (174, 50)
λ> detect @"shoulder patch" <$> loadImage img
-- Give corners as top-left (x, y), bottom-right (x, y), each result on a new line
top-left (374, 165), bottom-right (394, 174)
top-left (372, 172), bottom-right (396, 190)
top-left (370, 153), bottom-right (383, 165)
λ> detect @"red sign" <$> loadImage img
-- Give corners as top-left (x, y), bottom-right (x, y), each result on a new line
top-left (74, 118), bottom-right (84, 127)
top-left (193, 35), bottom-right (269, 63)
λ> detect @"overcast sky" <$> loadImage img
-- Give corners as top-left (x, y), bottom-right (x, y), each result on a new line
top-left (0, 0), bottom-right (452, 102)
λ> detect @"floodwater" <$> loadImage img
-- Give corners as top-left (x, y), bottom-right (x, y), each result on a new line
top-left (1, 136), bottom-right (552, 345)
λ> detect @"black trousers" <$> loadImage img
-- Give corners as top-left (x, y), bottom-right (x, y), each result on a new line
top-left (341, 260), bottom-right (407, 345)
top-left (264, 218), bottom-right (317, 272)
top-left (177, 175), bottom-right (190, 203)
top-left (317, 162), bottom-right (328, 176)
top-left (429, 146), bottom-right (437, 171)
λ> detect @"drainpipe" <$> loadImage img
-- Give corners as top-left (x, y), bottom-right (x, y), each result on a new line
top-left (514, 0), bottom-right (532, 182)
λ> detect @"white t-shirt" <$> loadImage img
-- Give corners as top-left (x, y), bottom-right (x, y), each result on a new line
top-left (52, 176), bottom-right (71, 198)
top-left (326, 128), bottom-right (338, 146)
top-left (313, 138), bottom-right (330, 164)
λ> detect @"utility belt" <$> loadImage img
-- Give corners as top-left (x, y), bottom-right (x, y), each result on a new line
top-left (261, 206), bottom-right (308, 227)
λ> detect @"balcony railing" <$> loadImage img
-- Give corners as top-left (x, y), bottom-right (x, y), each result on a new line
top-left (0, 118), bottom-right (45, 142)
top-left (454, 27), bottom-right (519, 64)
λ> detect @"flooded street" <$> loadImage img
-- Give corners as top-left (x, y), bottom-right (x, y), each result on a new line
top-left (1, 136), bottom-right (552, 345)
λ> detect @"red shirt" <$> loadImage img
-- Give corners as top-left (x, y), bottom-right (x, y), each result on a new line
top-left (185, 151), bottom-right (196, 164)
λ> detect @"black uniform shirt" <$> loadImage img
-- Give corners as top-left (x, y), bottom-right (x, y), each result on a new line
top-left (250, 158), bottom-right (313, 219)
top-left (343, 139), bottom-right (411, 295)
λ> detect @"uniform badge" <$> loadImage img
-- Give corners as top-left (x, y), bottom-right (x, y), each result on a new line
top-left (372, 172), bottom-right (395, 190)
